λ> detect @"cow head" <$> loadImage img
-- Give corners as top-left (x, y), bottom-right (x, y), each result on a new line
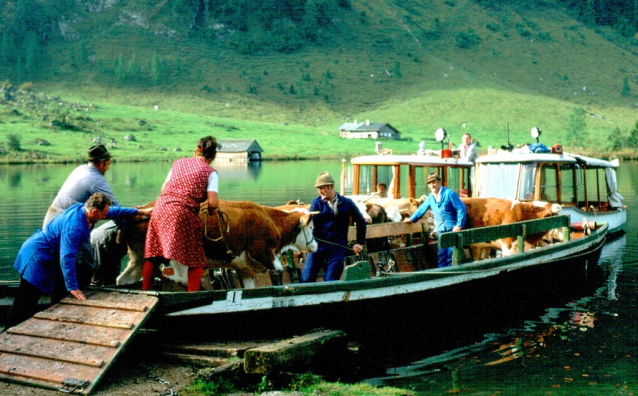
top-left (283, 212), bottom-right (318, 255)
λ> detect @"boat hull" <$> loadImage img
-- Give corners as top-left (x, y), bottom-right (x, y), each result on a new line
top-left (562, 206), bottom-right (626, 235)
top-left (144, 223), bottom-right (607, 339)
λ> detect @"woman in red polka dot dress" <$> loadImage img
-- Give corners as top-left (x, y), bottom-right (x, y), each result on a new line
top-left (143, 136), bottom-right (220, 292)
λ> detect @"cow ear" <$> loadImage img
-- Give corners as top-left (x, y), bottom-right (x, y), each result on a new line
top-left (301, 211), bottom-right (319, 226)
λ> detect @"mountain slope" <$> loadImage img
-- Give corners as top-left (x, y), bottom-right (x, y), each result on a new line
top-left (1, 0), bottom-right (638, 159)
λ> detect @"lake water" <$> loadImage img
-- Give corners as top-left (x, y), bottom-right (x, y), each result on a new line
top-left (1, 159), bottom-right (637, 394)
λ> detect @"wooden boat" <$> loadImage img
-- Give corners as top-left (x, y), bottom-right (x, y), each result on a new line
top-left (87, 215), bottom-right (607, 339)
top-left (474, 130), bottom-right (626, 235)
top-left (0, 132), bottom-right (610, 338)
top-left (88, 137), bottom-right (608, 335)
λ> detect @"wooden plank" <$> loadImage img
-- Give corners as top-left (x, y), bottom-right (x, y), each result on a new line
top-left (348, 220), bottom-right (426, 241)
top-left (33, 303), bottom-right (147, 329)
top-left (0, 291), bottom-right (158, 394)
top-left (7, 318), bottom-right (129, 347)
top-left (62, 291), bottom-right (156, 312)
top-left (244, 330), bottom-right (347, 374)
top-left (0, 333), bottom-right (109, 367)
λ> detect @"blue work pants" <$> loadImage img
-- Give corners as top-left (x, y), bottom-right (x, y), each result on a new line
top-left (301, 250), bottom-right (346, 282)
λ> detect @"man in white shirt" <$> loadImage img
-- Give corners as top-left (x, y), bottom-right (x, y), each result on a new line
top-left (458, 133), bottom-right (478, 191)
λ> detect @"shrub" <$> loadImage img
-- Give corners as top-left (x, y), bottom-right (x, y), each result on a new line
top-left (537, 32), bottom-right (554, 42)
top-left (7, 133), bottom-right (21, 151)
top-left (455, 30), bottom-right (483, 49)
top-left (486, 22), bottom-right (501, 32)
top-left (622, 77), bottom-right (631, 97)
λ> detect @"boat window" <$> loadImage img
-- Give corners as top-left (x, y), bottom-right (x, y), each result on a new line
top-left (517, 163), bottom-right (537, 200)
top-left (560, 164), bottom-right (577, 205)
top-left (477, 163), bottom-right (519, 199)
top-left (539, 164), bottom-right (559, 201)
top-left (580, 168), bottom-right (603, 206)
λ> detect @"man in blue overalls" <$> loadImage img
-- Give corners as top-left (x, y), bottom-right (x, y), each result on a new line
top-left (405, 172), bottom-right (467, 267)
top-left (301, 172), bottom-right (367, 282)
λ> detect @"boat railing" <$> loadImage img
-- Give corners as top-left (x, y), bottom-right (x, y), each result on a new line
top-left (439, 215), bottom-right (571, 266)
top-left (347, 219), bottom-right (428, 242)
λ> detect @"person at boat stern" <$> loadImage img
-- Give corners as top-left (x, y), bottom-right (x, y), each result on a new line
top-left (7, 193), bottom-right (151, 328)
top-left (404, 173), bottom-right (466, 267)
top-left (458, 133), bottom-right (478, 191)
top-left (143, 136), bottom-right (220, 292)
top-left (301, 172), bottom-right (367, 282)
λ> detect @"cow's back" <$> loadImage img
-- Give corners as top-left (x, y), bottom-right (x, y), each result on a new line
top-left (462, 198), bottom-right (516, 228)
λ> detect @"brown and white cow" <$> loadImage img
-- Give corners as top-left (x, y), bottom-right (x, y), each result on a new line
top-left (462, 198), bottom-right (562, 258)
top-left (116, 200), bottom-right (317, 288)
top-left (365, 197), bottom-right (423, 222)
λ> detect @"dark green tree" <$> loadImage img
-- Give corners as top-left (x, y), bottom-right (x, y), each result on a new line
top-left (15, 56), bottom-right (24, 82)
top-left (150, 53), bottom-right (161, 85)
top-left (621, 77), bottom-right (631, 97)
top-left (394, 61), bottom-right (402, 78)
top-left (0, 32), bottom-right (15, 69)
top-left (628, 121), bottom-right (638, 149)
top-left (608, 126), bottom-right (626, 151)
top-left (7, 133), bottom-right (21, 151)
top-left (114, 54), bottom-right (125, 83)
top-left (567, 107), bottom-right (588, 148)
top-left (23, 31), bottom-right (39, 80)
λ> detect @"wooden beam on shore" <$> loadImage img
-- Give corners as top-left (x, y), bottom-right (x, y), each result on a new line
top-left (243, 329), bottom-right (347, 374)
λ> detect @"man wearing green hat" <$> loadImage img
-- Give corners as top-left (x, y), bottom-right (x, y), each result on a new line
top-left (301, 172), bottom-right (367, 282)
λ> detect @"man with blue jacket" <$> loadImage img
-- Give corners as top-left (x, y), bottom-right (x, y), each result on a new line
top-left (405, 173), bottom-right (466, 267)
top-left (6, 193), bottom-right (152, 327)
top-left (301, 172), bottom-right (367, 282)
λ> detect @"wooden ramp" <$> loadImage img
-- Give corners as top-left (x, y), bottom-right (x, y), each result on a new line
top-left (0, 291), bottom-right (158, 394)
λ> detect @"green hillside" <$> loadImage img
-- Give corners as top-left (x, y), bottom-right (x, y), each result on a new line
top-left (1, 0), bottom-right (638, 161)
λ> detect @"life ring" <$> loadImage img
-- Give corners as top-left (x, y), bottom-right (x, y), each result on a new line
top-left (551, 144), bottom-right (563, 154)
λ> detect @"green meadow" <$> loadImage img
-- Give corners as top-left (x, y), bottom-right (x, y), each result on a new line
top-left (2, 0), bottom-right (638, 162)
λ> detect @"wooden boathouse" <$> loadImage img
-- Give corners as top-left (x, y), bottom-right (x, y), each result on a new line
top-left (216, 139), bottom-right (263, 162)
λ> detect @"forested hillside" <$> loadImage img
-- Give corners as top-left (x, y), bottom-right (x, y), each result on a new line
top-left (2, 0), bottom-right (638, 160)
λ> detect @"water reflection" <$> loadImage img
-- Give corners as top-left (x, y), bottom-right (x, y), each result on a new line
top-left (365, 234), bottom-right (630, 393)
top-left (595, 234), bottom-right (626, 302)
top-left (0, 160), bottom-right (341, 277)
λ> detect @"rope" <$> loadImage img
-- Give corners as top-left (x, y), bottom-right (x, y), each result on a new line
top-left (314, 237), bottom-right (355, 251)
top-left (200, 204), bottom-right (233, 257)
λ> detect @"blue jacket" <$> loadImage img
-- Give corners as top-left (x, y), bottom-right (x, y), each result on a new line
top-left (310, 193), bottom-right (367, 254)
top-left (410, 186), bottom-right (467, 233)
top-left (14, 203), bottom-right (138, 293)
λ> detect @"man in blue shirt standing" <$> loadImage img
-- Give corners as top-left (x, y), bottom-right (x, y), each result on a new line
top-left (6, 193), bottom-right (152, 327)
top-left (301, 172), bottom-right (367, 282)
top-left (405, 173), bottom-right (466, 267)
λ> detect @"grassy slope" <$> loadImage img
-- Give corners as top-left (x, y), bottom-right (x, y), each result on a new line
top-left (2, 0), bottom-right (638, 161)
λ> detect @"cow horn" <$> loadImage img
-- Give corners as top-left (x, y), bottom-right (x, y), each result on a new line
top-left (307, 211), bottom-right (320, 215)
top-left (551, 203), bottom-right (563, 214)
